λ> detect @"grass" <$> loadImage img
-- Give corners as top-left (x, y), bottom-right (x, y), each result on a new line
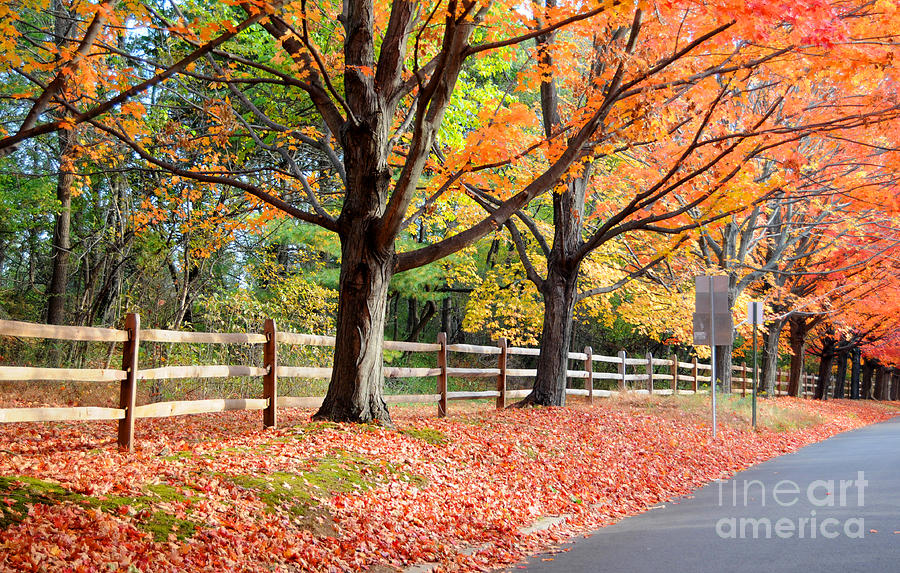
top-left (614, 393), bottom-right (825, 431)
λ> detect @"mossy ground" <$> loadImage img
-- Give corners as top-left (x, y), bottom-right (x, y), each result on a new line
top-left (0, 475), bottom-right (198, 542)
top-left (401, 426), bottom-right (450, 446)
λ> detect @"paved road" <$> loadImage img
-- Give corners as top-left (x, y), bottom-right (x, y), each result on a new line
top-left (515, 416), bottom-right (900, 573)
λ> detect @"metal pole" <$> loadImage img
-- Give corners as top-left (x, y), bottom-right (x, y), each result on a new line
top-left (710, 283), bottom-right (717, 438)
top-left (752, 320), bottom-right (758, 428)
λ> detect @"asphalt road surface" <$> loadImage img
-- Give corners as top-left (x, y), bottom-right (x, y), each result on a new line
top-left (515, 415), bottom-right (900, 573)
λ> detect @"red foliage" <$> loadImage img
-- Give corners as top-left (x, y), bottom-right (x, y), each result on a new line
top-left (0, 400), bottom-right (894, 571)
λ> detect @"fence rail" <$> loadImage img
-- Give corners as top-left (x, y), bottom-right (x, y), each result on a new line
top-left (0, 315), bottom-right (819, 451)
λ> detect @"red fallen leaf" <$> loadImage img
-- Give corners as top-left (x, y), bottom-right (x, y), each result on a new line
top-left (117, 505), bottom-right (130, 516)
top-left (0, 399), bottom-right (892, 572)
top-left (870, 529), bottom-right (878, 533)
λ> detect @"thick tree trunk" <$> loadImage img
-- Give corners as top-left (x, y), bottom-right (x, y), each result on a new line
top-left (522, 268), bottom-right (579, 406)
top-left (759, 318), bottom-right (785, 395)
top-left (849, 347), bottom-right (861, 399)
top-left (714, 345), bottom-right (733, 394)
top-left (892, 371), bottom-right (899, 402)
top-left (814, 337), bottom-right (836, 400)
top-left (787, 317), bottom-right (808, 396)
top-left (519, 167), bottom-right (585, 407)
top-left (313, 76), bottom-right (395, 423)
top-left (833, 348), bottom-right (848, 399)
top-left (314, 230), bottom-right (394, 424)
top-left (861, 359), bottom-right (875, 400)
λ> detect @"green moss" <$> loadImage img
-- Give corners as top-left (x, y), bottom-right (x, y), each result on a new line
top-left (0, 476), bottom-right (201, 541)
top-left (143, 511), bottom-right (197, 542)
top-left (517, 444), bottom-right (538, 459)
top-left (161, 451), bottom-right (194, 461)
top-left (145, 483), bottom-right (191, 503)
top-left (89, 494), bottom-right (142, 513)
top-left (0, 476), bottom-right (75, 528)
top-left (402, 427), bottom-right (450, 446)
top-left (225, 451), bottom-right (425, 524)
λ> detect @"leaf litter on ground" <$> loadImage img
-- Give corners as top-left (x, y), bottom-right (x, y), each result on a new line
top-left (0, 396), bottom-right (895, 572)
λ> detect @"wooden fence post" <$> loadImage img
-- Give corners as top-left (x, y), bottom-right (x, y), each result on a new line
top-left (618, 350), bottom-right (627, 392)
top-left (437, 332), bottom-right (448, 417)
top-left (692, 356), bottom-right (699, 393)
top-left (741, 363), bottom-right (748, 397)
top-left (497, 337), bottom-right (507, 409)
top-left (585, 346), bottom-right (594, 404)
top-left (263, 319), bottom-right (278, 428)
top-left (670, 354), bottom-right (678, 394)
top-left (117, 313), bottom-right (140, 452)
top-left (646, 351), bottom-right (654, 394)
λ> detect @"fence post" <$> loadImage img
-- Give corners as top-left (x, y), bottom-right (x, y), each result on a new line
top-left (263, 319), bottom-right (278, 428)
top-left (618, 350), bottom-right (627, 392)
top-left (670, 354), bottom-right (678, 394)
top-left (741, 363), bottom-right (748, 397)
top-left (692, 357), bottom-right (699, 393)
top-left (646, 351), bottom-right (654, 394)
top-left (117, 312), bottom-right (140, 452)
top-left (437, 332), bottom-right (448, 417)
top-left (585, 346), bottom-right (594, 404)
top-left (497, 337), bottom-right (507, 409)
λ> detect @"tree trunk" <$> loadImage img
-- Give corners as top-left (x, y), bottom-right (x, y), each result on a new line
top-left (832, 348), bottom-right (848, 399)
top-left (313, 95), bottom-right (395, 423)
top-left (881, 368), bottom-right (893, 401)
top-left (849, 347), bottom-right (861, 399)
top-left (892, 371), bottom-right (899, 402)
top-left (406, 298), bottom-right (417, 336)
top-left (521, 266), bottom-right (579, 406)
top-left (861, 359), bottom-right (875, 400)
top-left (814, 336), bottom-right (835, 400)
top-left (46, 128), bottom-right (74, 324)
top-left (759, 318), bottom-right (785, 395)
top-left (715, 345), bottom-right (733, 394)
top-left (873, 365), bottom-right (885, 400)
top-left (787, 317), bottom-right (808, 396)
top-left (314, 231), bottom-right (394, 424)
top-left (46, 0), bottom-right (76, 325)
top-left (441, 297), bottom-right (451, 335)
top-left (405, 300), bottom-right (435, 342)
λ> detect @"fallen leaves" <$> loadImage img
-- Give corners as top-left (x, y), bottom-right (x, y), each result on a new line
top-left (0, 397), bottom-right (893, 571)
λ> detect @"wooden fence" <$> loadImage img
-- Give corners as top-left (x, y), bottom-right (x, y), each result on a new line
top-left (0, 315), bottom-right (817, 451)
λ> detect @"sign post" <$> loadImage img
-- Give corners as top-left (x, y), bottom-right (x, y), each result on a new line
top-left (748, 301), bottom-right (764, 428)
top-left (693, 276), bottom-right (732, 438)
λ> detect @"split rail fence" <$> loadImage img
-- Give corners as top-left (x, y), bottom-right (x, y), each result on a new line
top-left (0, 315), bottom-right (816, 451)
